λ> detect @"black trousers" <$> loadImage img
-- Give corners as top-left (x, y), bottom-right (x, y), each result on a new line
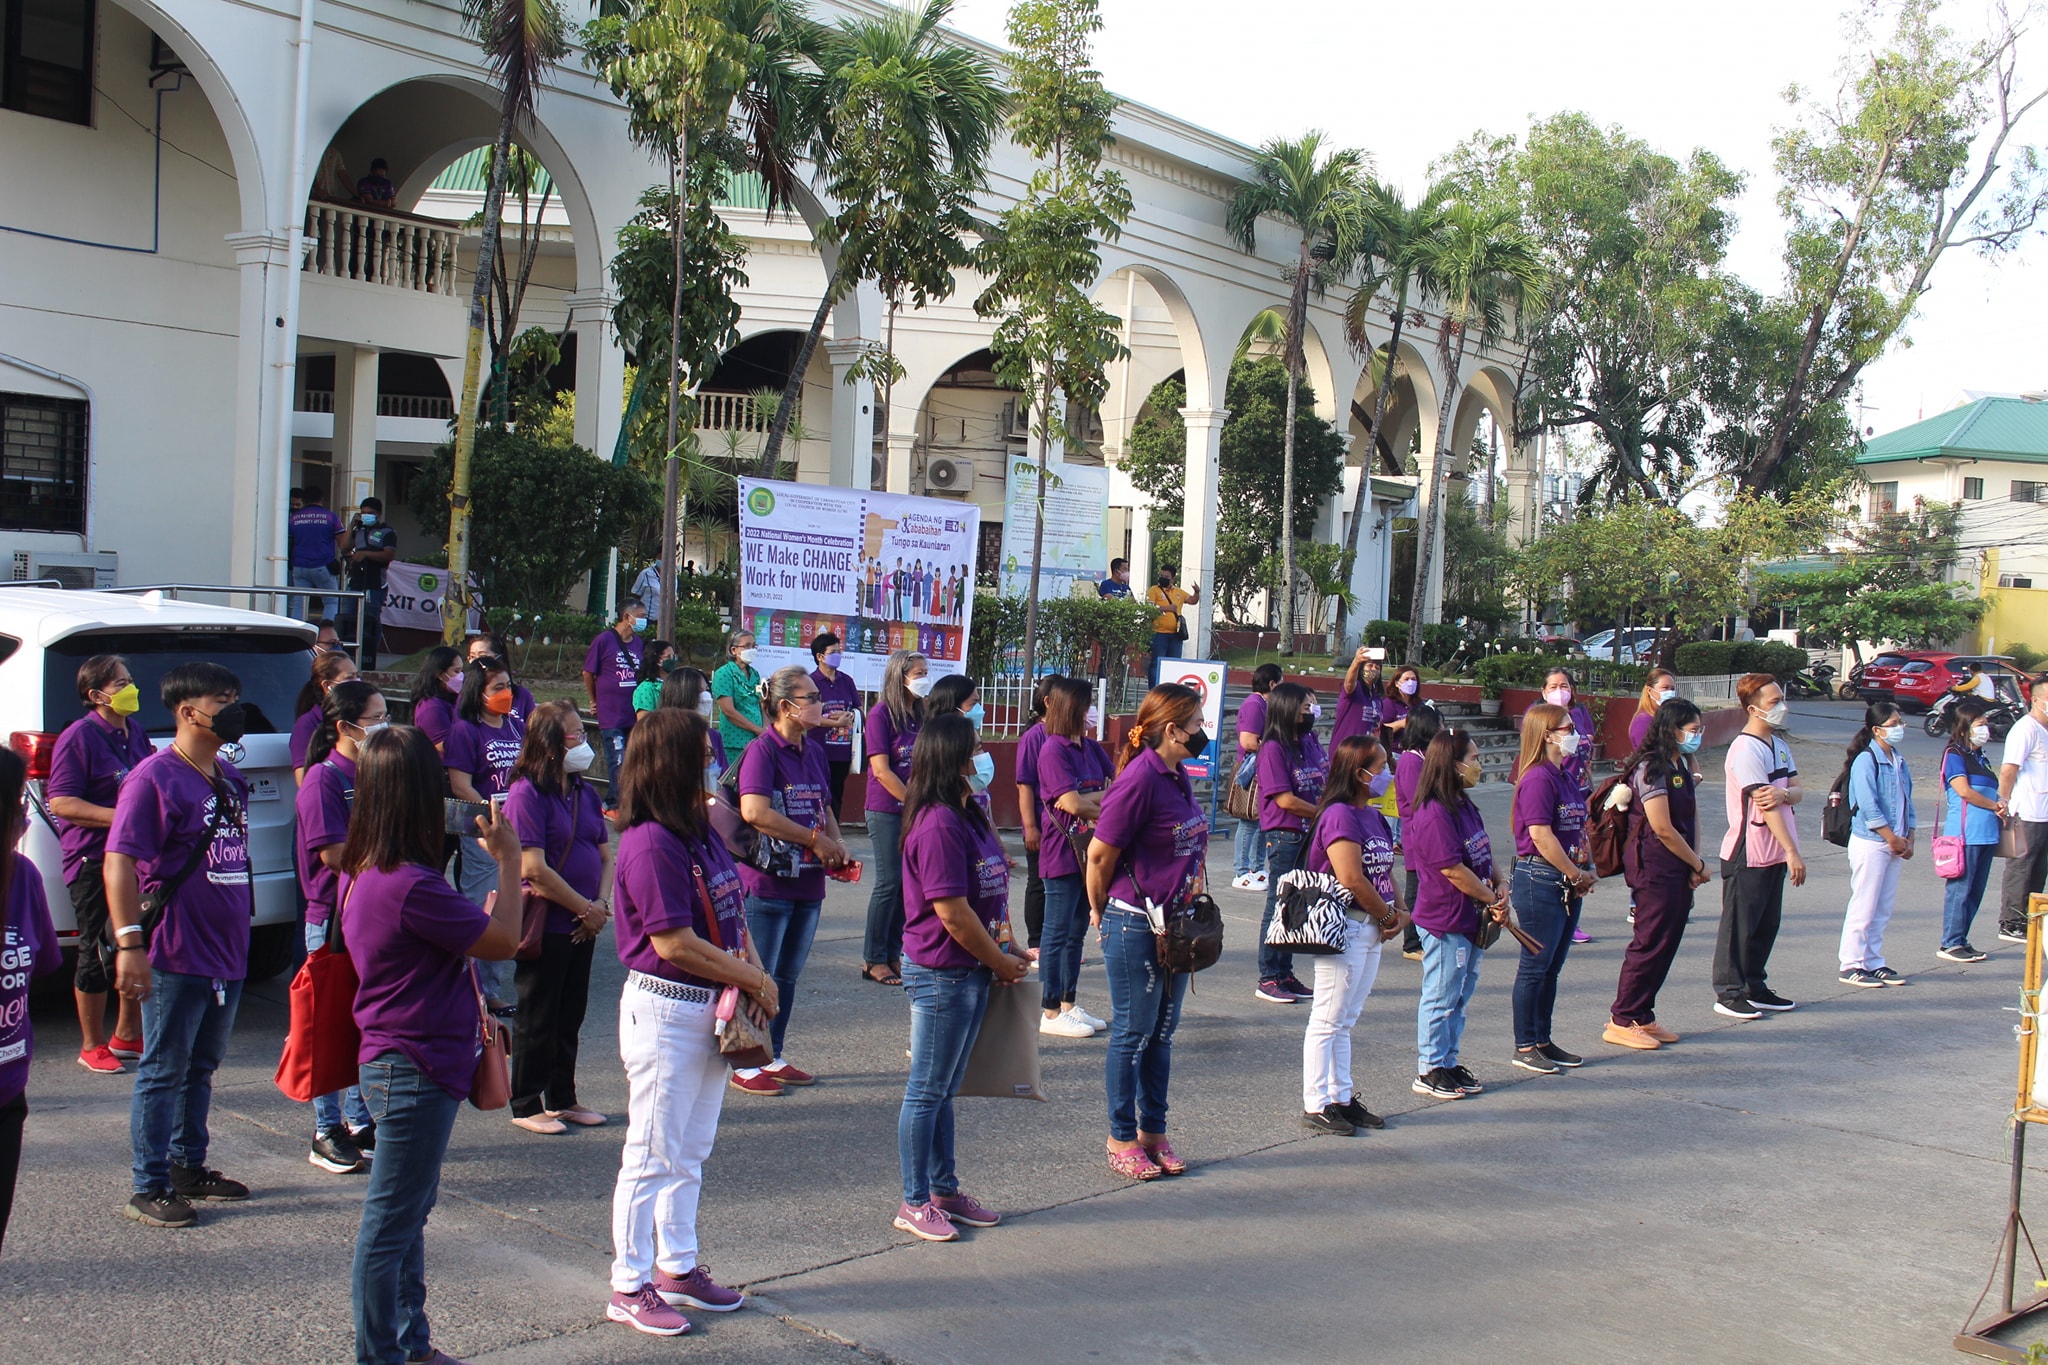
top-left (1401, 869), bottom-right (1421, 954)
top-left (0, 1092), bottom-right (23, 1253)
top-left (510, 933), bottom-right (596, 1117)
top-left (1713, 862), bottom-right (1788, 1001)
top-left (827, 759), bottom-right (851, 820)
top-left (1024, 845), bottom-right (1046, 948)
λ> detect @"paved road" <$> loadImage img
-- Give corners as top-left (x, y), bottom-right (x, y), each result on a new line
top-left (3, 721), bottom-right (2038, 1363)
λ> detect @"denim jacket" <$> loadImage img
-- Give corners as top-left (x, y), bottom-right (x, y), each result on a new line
top-left (1848, 744), bottom-right (1916, 842)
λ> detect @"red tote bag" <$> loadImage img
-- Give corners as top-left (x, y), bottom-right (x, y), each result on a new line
top-left (274, 886), bottom-right (363, 1103)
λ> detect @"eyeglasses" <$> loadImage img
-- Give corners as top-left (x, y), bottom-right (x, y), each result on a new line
top-left (788, 692), bottom-right (821, 704)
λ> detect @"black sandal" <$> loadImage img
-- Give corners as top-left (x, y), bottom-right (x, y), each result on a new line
top-left (861, 963), bottom-right (902, 987)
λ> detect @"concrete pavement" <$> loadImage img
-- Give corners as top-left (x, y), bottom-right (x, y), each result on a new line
top-left (3, 704), bottom-right (2040, 1362)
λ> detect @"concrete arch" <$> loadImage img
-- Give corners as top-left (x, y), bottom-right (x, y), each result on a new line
top-left (1350, 335), bottom-right (1437, 474)
top-left (1093, 257), bottom-right (1217, 412)
top-left (1223, 301), bottom-right (1339, 423)
top-left (111, 0), bottom-right (268, 230)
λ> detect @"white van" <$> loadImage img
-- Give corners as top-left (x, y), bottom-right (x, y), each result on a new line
top-left (1, 587), bottom-right (314, 981)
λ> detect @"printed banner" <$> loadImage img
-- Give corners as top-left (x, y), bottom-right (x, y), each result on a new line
top-left (382, 561), bottom-right (481, 634)
top-left (738, 478), bottom-right (979, 691)
top-left (1157, 658), bottom-right (1227, 778)
top-left (999, 457), bottom-right (1111, 598)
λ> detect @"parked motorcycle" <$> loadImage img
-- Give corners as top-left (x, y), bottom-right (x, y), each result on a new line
top-left (1786, 662), bottom-right (1838, 700)
top-left (1923, 690), bottom-right (2023, 740)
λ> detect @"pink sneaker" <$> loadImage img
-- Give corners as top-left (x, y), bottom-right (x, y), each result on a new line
top-left (77, 1045), bottom-right (124, 1074)
top-left (652, 1264), bottom-right (743, 1312)
top-left (893, 1200), bottom-right (959, 1242)
top-left (931, 1191), bottom-right (1000, 1227)
top-left (608, 1285), bottom-right (691, 1336)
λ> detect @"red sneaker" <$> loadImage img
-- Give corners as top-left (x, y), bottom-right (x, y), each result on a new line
top-left (107, 1035), bottom-right (144, 1061)
top-left (763, 1060), bottom-right (815, 1086)
top-left (77, 1045), bottom-right (124, 1074)
top-left (727, 1070), bottom-right (784, 1097)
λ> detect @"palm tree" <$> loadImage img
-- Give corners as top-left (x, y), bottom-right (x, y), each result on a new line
top-left (755, 0), bottom-right (1004, 476)
top-left (1331, 178), bottom-right (1450, 651)
top-left (1403, 200), bottom-right (1545, 662)
top-left (442, 0), bottom-right (570, 643)
top-left (1227, 133), bottom-right (1369, 655)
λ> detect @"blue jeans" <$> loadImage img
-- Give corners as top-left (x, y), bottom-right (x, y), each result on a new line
top-left (745, 895), bottom-right (822, 1059)
top-left (1101, 907), bottom-right (1188, 1142)
top-left (599, 726), bottom-right (629, 810)
top-left (898, 962), bottom-right (992, 1205)
top-left (1258, 828), bottom-right (1304, 981)
top-left (1943, 843), bottom-right (1998, 949)
top-left (455, 833), bottom-right (507, 1003)
top-left (863, 809), bottom-right (905, 967)
top-left (339, 585), bottom-right (385, 667)
top-left (1039, 873), bottom-right (1086, 1011)
top-left (1510, 859), bottom-right (1580, 1049)
top-left (1416, 929), bottom-right (1482, 1074)
top-left (1232, 816), bottom-right (1261, 878)
top-left (352, 1050), bottom-right (462, 1365)
top-left (290, 562), bottom-right (338, 621)
top-left (1151, 632), bottom-right (1183, 668)
top-left (306, 921), bottom-right (371, 1133)
top-left (130, 968), bottom-right (244, 1192)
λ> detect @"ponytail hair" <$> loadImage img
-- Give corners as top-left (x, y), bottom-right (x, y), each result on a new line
top-left (295, 649), bottom-right (358, 720)
top-left (306, 679), bottom-right (383, 768)
top-left (1116, 683), bottom-right (1201, 773)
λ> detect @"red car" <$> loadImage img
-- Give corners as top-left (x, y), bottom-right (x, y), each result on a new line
top-left (1852, 650), bottom-right (1938, 701)
top-left (1889, 654), bottom-right (2033, 712)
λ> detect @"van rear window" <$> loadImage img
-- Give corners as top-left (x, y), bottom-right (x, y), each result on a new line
top-left (43, 631), bottom-right (311, 737)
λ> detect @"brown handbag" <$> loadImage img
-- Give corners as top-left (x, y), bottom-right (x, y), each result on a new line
top-left (693, 864), bottom-right (775, 1069)
top-left (516, 784), bottom-right (591, 960)
top-left (467, 960), bottom-right (512, 1111)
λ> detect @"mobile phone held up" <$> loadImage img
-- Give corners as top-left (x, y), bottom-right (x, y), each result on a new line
top-left (444, 798), bottom-right (490, 836)
top-left (826, 860), bottom-right (864, 884)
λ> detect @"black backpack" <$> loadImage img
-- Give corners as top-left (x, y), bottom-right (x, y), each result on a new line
top-left (1821, 764), bottom-right (1854, 848)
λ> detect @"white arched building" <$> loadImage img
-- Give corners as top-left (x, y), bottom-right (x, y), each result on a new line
top-left (0, 0), bottom-right (1532, 654)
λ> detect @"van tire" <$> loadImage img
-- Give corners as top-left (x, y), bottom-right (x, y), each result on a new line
top-left (245, 923), bottom-right (300, 982)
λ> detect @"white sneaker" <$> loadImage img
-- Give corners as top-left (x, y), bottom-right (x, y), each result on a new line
top-left (1069, 1005), bottom-right (1107, 1031)
top-left (1230, 872), bottom-right (1258, 890)
top-left (1249, 872), bottom-right (1269, 890)
top-left (1039, 1011), bottom-right (1095, 1038)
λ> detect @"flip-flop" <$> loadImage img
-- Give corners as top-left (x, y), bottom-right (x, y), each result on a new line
top-left (861, 964), bottom-right (903, 987)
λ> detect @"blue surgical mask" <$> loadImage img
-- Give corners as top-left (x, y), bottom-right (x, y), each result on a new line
top-left (632, 616), bottom-right (649, 633)
top-left (964, 702), bottom-right (985, 732)
top-left (1367, 769), bottom-right (1393, 798)
top-left (359, 512), bottom-right (378, 527)
top-left (1679, 732), bottom-right (1704, 754)
top-left (969, 752), bottom-right (995, 792)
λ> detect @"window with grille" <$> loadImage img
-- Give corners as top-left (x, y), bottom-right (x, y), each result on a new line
top-left (2014, 481), bottom-right (2047, 504)
top-left (0, 392), bottom-right (88, 532)
top-left (1868, 481), bottom-right (1897, 518)
top-left (1, 0), bottom-right (96, 126)
top-left (1964, 477), bottom-right (1984, 500)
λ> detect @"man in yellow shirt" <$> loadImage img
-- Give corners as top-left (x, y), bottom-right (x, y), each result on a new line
top-left (1147, 567), bottom-right (1200, 667)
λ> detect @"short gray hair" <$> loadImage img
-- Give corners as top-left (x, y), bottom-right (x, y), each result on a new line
top-left (880, 649), bottom-right (928, 729)
top-left (763, 665), bottom-right (812, 721)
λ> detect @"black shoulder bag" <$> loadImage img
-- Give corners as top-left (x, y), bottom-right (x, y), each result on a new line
top-left (136, 774), bottom-right (232, 946)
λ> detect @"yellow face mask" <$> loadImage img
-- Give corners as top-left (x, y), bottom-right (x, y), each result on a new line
top-left (103, 683), bottom-right (141, 716)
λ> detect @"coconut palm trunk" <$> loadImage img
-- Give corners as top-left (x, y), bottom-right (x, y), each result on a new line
top-left (1331, 297), bottom-right (1404, 651)
top-left (1278, 237), bottom-right (1310, 655)
top-left (1406, 318), bottom-right (1468, 663)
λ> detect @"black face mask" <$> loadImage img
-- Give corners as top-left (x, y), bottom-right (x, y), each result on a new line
top-left (1180, 726), bottom-right (1208, 754)
top-left (203, 703), bottom-right (248, 744)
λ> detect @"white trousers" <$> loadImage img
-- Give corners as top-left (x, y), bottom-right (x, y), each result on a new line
top-left (1302, 928), bottom-right (1383, 1112)
top-left (609, 986), bottom-right (727, 1292)
top-left (1840, 838), bottom-right (1903, 971)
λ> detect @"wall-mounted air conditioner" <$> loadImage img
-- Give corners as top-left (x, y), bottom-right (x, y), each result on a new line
top-left (925, 456), bottom-right (976, 495)
top-left (13, 549), bottom-right (117, 590)
top-left (1002, 399), bottom-right (1030, 442)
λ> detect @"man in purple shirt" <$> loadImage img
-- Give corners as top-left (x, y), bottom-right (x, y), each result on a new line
top-left (104, 663), bottom-right (256, 1228)
top-left (583, 595), bottom-right (648, 810)
top-left (809, 632), bottom-right (862, 814)
top-left (287, 481), bottom-right (346, 622)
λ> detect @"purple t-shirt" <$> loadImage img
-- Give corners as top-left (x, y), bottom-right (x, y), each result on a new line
top-left (1332, 683), bottom-right (1382, 747)
top-left (1257, 733), bottom-right (1329, 833)
top-left (509, 683), bottom-right (536, 725)
top-left (1037, 735), bottom-right (1112, 880)
top-left (1095, 748), bottom-right (1208, 911)
top-left (47, 712), bottom-right (153, 881)
top-left (735, 726), bottom-right (833, 899)
top-left (0, 863), bottom-right (62, 1107)
top-left (1381, 694), bottom-right (1412, 733)
top-left (1628, 708), bottom-right (1655, 754)
top-left (108, 749), bottom-right (252, 980)
top-left (1394, 749), bottom-right (1424, 822)
top-left (1237, 692), bottom-right (1269, 746)
top-left (444, 714), bottom-right (526, 797)
top-left (1512, 759), bottom-right (1589, 860)
top-left (863, 702), bottom-right (921, 815)
top-left (1307, 802), bottom-right (1397, 905)
top-left (901, 804), bottom-right (1010, 970)
top-left (506, 776), bottom-right (607, 935)
top-left (290, 707), bottom-right (322, 772)
top-left (341, 863), bottom-right (491, 1099)
top-left (288, 505), bottom-right (344, 568)
top-left (1406, 798), bottom-right (1494, 939)
top-left (584, 629), bottom-right (645, 730)
top-left (812, 668), bottom-right (862, 758)
top-left (1014, 722), bottom-right (1050, 789)
top-left (295, 753), bottom-right (355, 928)
top-left (414, 694), bottom-right (456, 749)
top-left (613, 821), bottom-right (748, 989)
top-left (1557, 702), bottom-right (1595, 793)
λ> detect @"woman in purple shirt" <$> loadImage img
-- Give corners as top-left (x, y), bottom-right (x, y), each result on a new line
top-left (504, 701), bottom-right (614, 1134)
top-left (46, 653), bottom-right (152, 1071)
top-left (1331, 646), bottom-right (1385, 748)
top-left (1230, 663), bottom-right (1282, 889)
top-left (893, 713), bottom-right (1030, 1242)
top-left (466, 631), bottom-right (537, 723)
top-left (1392, 702), bottom-right (1441, 960)
top-left (808, 631), bottom-right (862, 813)
top-left (0, 747), bottom-right (63, 1250)
top-left (406, 646), bottom-right (464, 752)
top-left (1036, 678), bottom-right (1113, 1039)
top-left (1406, 729), bottom-right (1508, 1101)
top-left (1507, 703), bottom-right (1595, 1074)
top-left (447, 657), bottom-right (528, 1008)
top-left (1608, 698), bottom-right (1711, 1051)
top-left (861, 650), bottom-right (928, 985)
top-left (1084, 684), bottom-right (1209, 1183)
top-left (605, 709), bottom-right (769, 1335)
top-left (1541, 668), bottom-right (1599, 945)
top-left (295, 679), bottom-right (385, 1173)
top-left (291, 649), bottom-right (358, 783)
top-left (1381, 664), bottom-right (1423, 748)
top-left (1629, 669), bottom-right (1678, 754)
top-left (340, 725), bottom-right (523, 1365)
top-left (1254, 683), bottom-right (1328, 1003)
top-left (659, 668), bottom-right (729, 776)
top-left (1014, 673), bottom-right (1064, 957)
top-left (1299, 735), bottom-right (1405, 1136)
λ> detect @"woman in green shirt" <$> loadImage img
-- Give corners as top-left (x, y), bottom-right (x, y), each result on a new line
top-left (712, 632), bottom-right (766, 755)
top-left (631, 641), bottom-right (675, 720)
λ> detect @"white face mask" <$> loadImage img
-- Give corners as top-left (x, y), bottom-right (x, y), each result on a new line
top-left (1658, 688), bottom-right (1677, 703)
top-left (1878, 723), bottom-right (1905, 746)
top-left (696, 696), bottom-right (715, 718)
top-left (348, 718), bottom-right (389, 741)
top-left (1555, 732), bottom-right (1581, 757)
top-left (1972, 723), bottom-right (1992, 746)
top-left (1757, 701), bottom-right (1788, 728)
top-left (736, 648), bottom-right (758, 667)
top-left (907, 675), bottom-right (934, 698)
top-left (1085, 705), bottom-right (1101, 732)
top-left (563, 740), bottom-right (596, 774)
top-left (1307, 702), bottom-right (1322, 721)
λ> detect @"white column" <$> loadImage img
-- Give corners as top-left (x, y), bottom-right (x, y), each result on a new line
top-left (1177, 405), bottom-right (1228, 658)
top-left (331, 345), bottom-right (380, 511)
top-left (1344, 469), bottom-right (1377, 634)
top-left (885, 431), bottom-right (915, 495)
top-left (1128, 502), bottom-right (1152, 592)
top-left (824, 339), bottom-right (876, 489)
top-left (566, 289), bottom-right (625, 462)
top-left (227, 230), bottom-right (294, 593)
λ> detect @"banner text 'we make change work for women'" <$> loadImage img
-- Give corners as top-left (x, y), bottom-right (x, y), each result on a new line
top-left (737, 479), bottom-right (979, 692)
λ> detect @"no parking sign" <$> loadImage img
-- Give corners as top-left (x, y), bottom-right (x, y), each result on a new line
top-left (1164, 659), bottom-right (1226, 778)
